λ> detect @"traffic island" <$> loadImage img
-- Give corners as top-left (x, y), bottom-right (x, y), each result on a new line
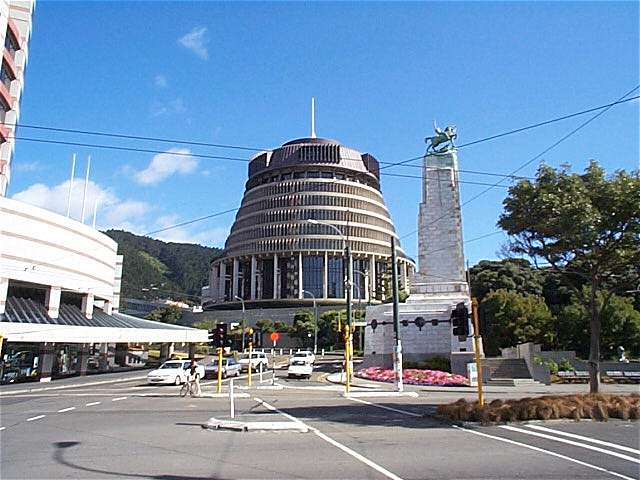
top-left (202, 417), bottom-right (309, 433)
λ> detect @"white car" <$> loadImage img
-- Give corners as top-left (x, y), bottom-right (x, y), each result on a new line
top-left (238, 352), bottom-right (269, 371)
top-left (288, 359), bottom-right (313, 379)
top-left (147, 360), bottom-right (205, 385)
top-left (289, 351), bottom-right (315, 365)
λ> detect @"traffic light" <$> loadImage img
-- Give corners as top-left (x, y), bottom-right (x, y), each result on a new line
top-left (209, 323), bottom-right (228, 348)
top-left (451, 302), bottom-right (470, 337)
top-left (370, 319), bottom-right (378, 332)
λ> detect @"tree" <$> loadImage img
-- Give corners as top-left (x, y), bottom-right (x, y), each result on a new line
top-left (255, 319), bottom-right (275, 334)
top-left (559, 290), bottom-right (640, 358)
top-left (145, 305), bottom-right (183, 324)
top-left (498, 162), bottom-right (640, 392)
top-left (470, 259), bottom-right (545, 301)
top-left (481, 290), bottom-right (556, 356)
top-left (290, 310), bottom-right (315, 347)
top-left (192, 319), bottom-right (220, 330)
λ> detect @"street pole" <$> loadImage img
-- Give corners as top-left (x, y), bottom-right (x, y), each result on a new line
top-left (247, 327), bottom-right (253, 387)
top-left (391, 237), bottom-right (403, 392)
top-left (303, 290), bottom-right (318, 355)
top-left (216, 347), bottom-right (223, 394)
top-left (346, 244), bottom-right (353, 380)
top-left (235, 296), bottom-right (246, 352)
top-left (344, 325), bottom-right (351, 394)
top-left (471, 298), bottom-right (485, 406)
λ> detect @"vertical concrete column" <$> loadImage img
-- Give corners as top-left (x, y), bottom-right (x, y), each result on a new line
top-left (297, 252), bottom-right (304, 299)
top-left (101, 300), bottom-right (113, 315)
top-left (168, 342), bottom-right (175, 359)
top-left (232, 258), bottom-right (239, 300)
top-left (369, 255), bottom-right (376, 301)
top-left (210, 265), bottom-right (219, 302)
top-left (218, 262), bottom-right (226, 301)
top-left (273, 254), bottom-right (279, 299)
top-left (45, 286), bottom-right (61, 319)
top-left (401, 261), bottom-right (409, 294)
top-left (81, 293), bottom-right (94, 320)
top-left (250, 255), bottom-right (257, 301)
top-left (323, 252), bottom-right (328, 299)
top-left (38, 343), bottom-right (55, 382)
top-left (0, 277), bottom-right (8, 315)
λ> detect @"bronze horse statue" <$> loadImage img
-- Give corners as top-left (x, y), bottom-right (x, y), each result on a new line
top-left (425, 122), bottom-right (457, 153)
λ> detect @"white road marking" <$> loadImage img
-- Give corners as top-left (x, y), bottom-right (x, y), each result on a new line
top-left (111, 397), bottom-right (127, 401)
top-left (500, 425), bottom-right (640, 464)
top-left (0, 375), bottom-right (148, 396)
top-left (526, 424), bottom-right (640, 455)
top-left (0, 426), bottom-right (5, 431)
top-left (85, 401), bottom-right (101, 406)
top-left (253, 397), bottom-right (404, 480)
top-left (26, 415), bottom-right (46, 422)
top-left (57, 407), bottom-right (76, 413)
top-left (347, 397), bottom-right (422, 417)
top-left (456, 426), bottom-right (634, 480)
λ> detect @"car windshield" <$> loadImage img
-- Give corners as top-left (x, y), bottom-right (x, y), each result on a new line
top-left (293, 352), bottom-right (309, 357)
top-left (159, 362), bottom-right (182, 369)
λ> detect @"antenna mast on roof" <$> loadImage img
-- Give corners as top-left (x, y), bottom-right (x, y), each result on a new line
top-left (311, 97), bottom-right (317, 138)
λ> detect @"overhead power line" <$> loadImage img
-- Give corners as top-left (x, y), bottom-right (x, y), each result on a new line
top-left (382, 172), bottom-right (510, 188)
top-left (144, 207), bottom-right (238, 236)
top-left (380, 94), bottom-right (640, 172)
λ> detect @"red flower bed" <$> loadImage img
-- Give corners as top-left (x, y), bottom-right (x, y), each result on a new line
top-left (355, 367), bottom-right (468, 386)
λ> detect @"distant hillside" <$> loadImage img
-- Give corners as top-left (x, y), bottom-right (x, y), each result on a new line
top-left (104, 230), bottom-right (222, 302)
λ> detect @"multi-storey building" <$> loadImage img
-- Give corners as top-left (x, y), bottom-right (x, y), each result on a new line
top-left (202, 136), bottom-right (414, 311)
top-left (0, 0), bottom-right (34, 196)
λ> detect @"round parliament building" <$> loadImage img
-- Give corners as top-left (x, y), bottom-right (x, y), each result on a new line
top-left (202, 136), bottom-right (414, 310)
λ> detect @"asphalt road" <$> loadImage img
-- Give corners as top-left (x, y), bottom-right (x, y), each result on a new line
top-left (1, 369), bottom-right (638, 480)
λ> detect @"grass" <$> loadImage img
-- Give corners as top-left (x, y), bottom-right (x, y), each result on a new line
top-left (436, 393), bottom-right (640, 425)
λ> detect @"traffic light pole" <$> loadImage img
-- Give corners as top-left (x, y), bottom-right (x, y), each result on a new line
top-left (216, 347), bottom-right (223, 394)
top-left (390, 237), bottom-right (403, 392)
top-left (471, 298), bottom-right (485, 406)
top-left (247, 328), bottom-right (253, 387)
top-left (345, 244), bottom-right (353, 381)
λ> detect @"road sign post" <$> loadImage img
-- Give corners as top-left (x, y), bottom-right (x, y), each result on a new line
top-left (248, 328), bottom-right (253, 387)
top-left (229, 378), bottom-right (235, 419)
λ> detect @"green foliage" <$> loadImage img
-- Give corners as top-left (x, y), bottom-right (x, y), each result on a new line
top-left (558, 358), bottom-right (574, 372)
top-left (104, 229), bottom-right (222, 302)
top-left (145, 305), bottom-right (183, 324)
top-left (559, 290), bottom-right (640, 358)
top-left (290, 310), bottom-right (315, 343)
top-left (546, 359), bottom-right (559, 375)
top-left (481, 289), bottom-right (555, 356)
top-left (255, 319), bottom-right (275, 333)
top-left (192, 319), bottom-right (219, 330)
top-left (470, 259), bottom-right (545, 302)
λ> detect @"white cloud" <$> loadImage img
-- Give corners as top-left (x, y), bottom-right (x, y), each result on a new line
top-left (154, 74), bottom-right (167, 88)
top-left (150, 97), bottom-right (186, 118)
top-left (151, 214), bottom-right (230, 247)
top-left (14, 161), bottom-right (43, 172)
top-left (11, 179), bottom-right (151, 231)
top-left (134, 148), bottom-right (198, 185)
top-left (178, 26), bottom-right (209, 60)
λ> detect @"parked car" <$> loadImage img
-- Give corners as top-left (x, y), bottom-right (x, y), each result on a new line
top-left (288, 359), bottom-right (313, 379)
top-left (147, 360), bottom-right (205, 385)
top-left (238, 352), bottom-right (269, 371)
top-left (204, 358), bottom-right (241, 379)
top-left (289, 351), bottom-right (315, 365)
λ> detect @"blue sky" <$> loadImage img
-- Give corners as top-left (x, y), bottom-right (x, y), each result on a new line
top-left (9, 1), bottom-right (639, 266)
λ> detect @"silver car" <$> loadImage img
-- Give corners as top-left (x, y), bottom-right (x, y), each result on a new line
top-left (204, 358), bottom-right (241, 379)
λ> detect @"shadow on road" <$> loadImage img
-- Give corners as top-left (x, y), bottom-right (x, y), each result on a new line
top-left (53, 441), bottom-right (225, 480)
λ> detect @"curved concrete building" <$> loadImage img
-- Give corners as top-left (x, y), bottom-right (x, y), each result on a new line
top-left (204, 137), bottom-right (414, 309)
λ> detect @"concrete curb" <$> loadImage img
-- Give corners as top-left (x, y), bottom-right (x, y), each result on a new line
top-left (342, 391), bottom-right (419, 398)
top-left (202, 417), bottom-right (309, 432)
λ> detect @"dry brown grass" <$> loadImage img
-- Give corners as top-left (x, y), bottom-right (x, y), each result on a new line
top-left (436, 393), bottom-right (640, 425)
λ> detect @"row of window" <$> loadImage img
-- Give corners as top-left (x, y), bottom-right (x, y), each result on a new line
top-left (226, 224), bottom-right (394, 247)
top-left (247, 169), bottom-right (379, 190)
top-left (235, 194), bottom-right (389, 220)
top-left (4, 28), bottom-right (19, 60)
top-left (225, 237), bottom-right (405, 257)
top-left (242, 179), bottom-right (383, 205)
top-left (231, 208), bottom-right (395, 234)
top-left (0, 60), bottom-right (14, 91)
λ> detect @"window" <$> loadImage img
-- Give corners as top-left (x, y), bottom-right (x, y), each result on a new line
top-left (327, 256), bottom-right (344, 298)
top-left (0, 61), bottom-right (14, 90)
top-left (4, 30), bottom-right (18, 60)
top-left (302, 255), bottom-right (323, 298)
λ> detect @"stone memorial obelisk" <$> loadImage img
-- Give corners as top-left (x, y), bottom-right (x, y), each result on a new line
top-left (364, 125), bottom-right (478, 372)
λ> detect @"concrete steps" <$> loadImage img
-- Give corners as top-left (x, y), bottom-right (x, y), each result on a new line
top-left (482, 358), bottom-right (533, 381)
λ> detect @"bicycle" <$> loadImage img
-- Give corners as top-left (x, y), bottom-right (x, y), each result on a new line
top-left (179, 375), bottom-right (200, 397)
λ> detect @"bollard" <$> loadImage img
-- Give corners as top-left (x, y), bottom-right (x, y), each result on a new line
top-left (229, 378), bottom-right (235, 419)
top-left (259, 362), bottom-right (263, 383)
top-left (279, 348), bottom-right (283, 355)
top-left (321, 348), bottom-right (325, 357)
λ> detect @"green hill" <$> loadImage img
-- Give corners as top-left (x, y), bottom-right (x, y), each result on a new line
top-left (103, 230), bottom-right (222, 303)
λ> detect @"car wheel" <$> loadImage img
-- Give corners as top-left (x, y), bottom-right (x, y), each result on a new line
top-left (174, 376), bottom-right (181, 386)
top-left (235, 370), bottom-right (240, 377)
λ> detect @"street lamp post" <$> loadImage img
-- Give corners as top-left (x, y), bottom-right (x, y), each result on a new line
top-left (302, 290), bottom-right (318, 354)
top-left (353, 269), bottom-right (369, 354)
top-left (234, 296), bottom-right (246, 352)
top-left (307, 219), bottom-right (353, 379)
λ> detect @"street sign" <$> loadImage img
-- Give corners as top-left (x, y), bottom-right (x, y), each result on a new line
top-left (270, 332), bottom-right (280, 343)
top-left (467, 362), bottom-right (478, 387)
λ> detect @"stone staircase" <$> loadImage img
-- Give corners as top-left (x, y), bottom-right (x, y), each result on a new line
top-left (481, 358), bottom-right (544, 386)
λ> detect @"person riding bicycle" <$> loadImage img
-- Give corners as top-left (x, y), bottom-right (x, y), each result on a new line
top-left (187, 359), bottom-right (201, 397)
